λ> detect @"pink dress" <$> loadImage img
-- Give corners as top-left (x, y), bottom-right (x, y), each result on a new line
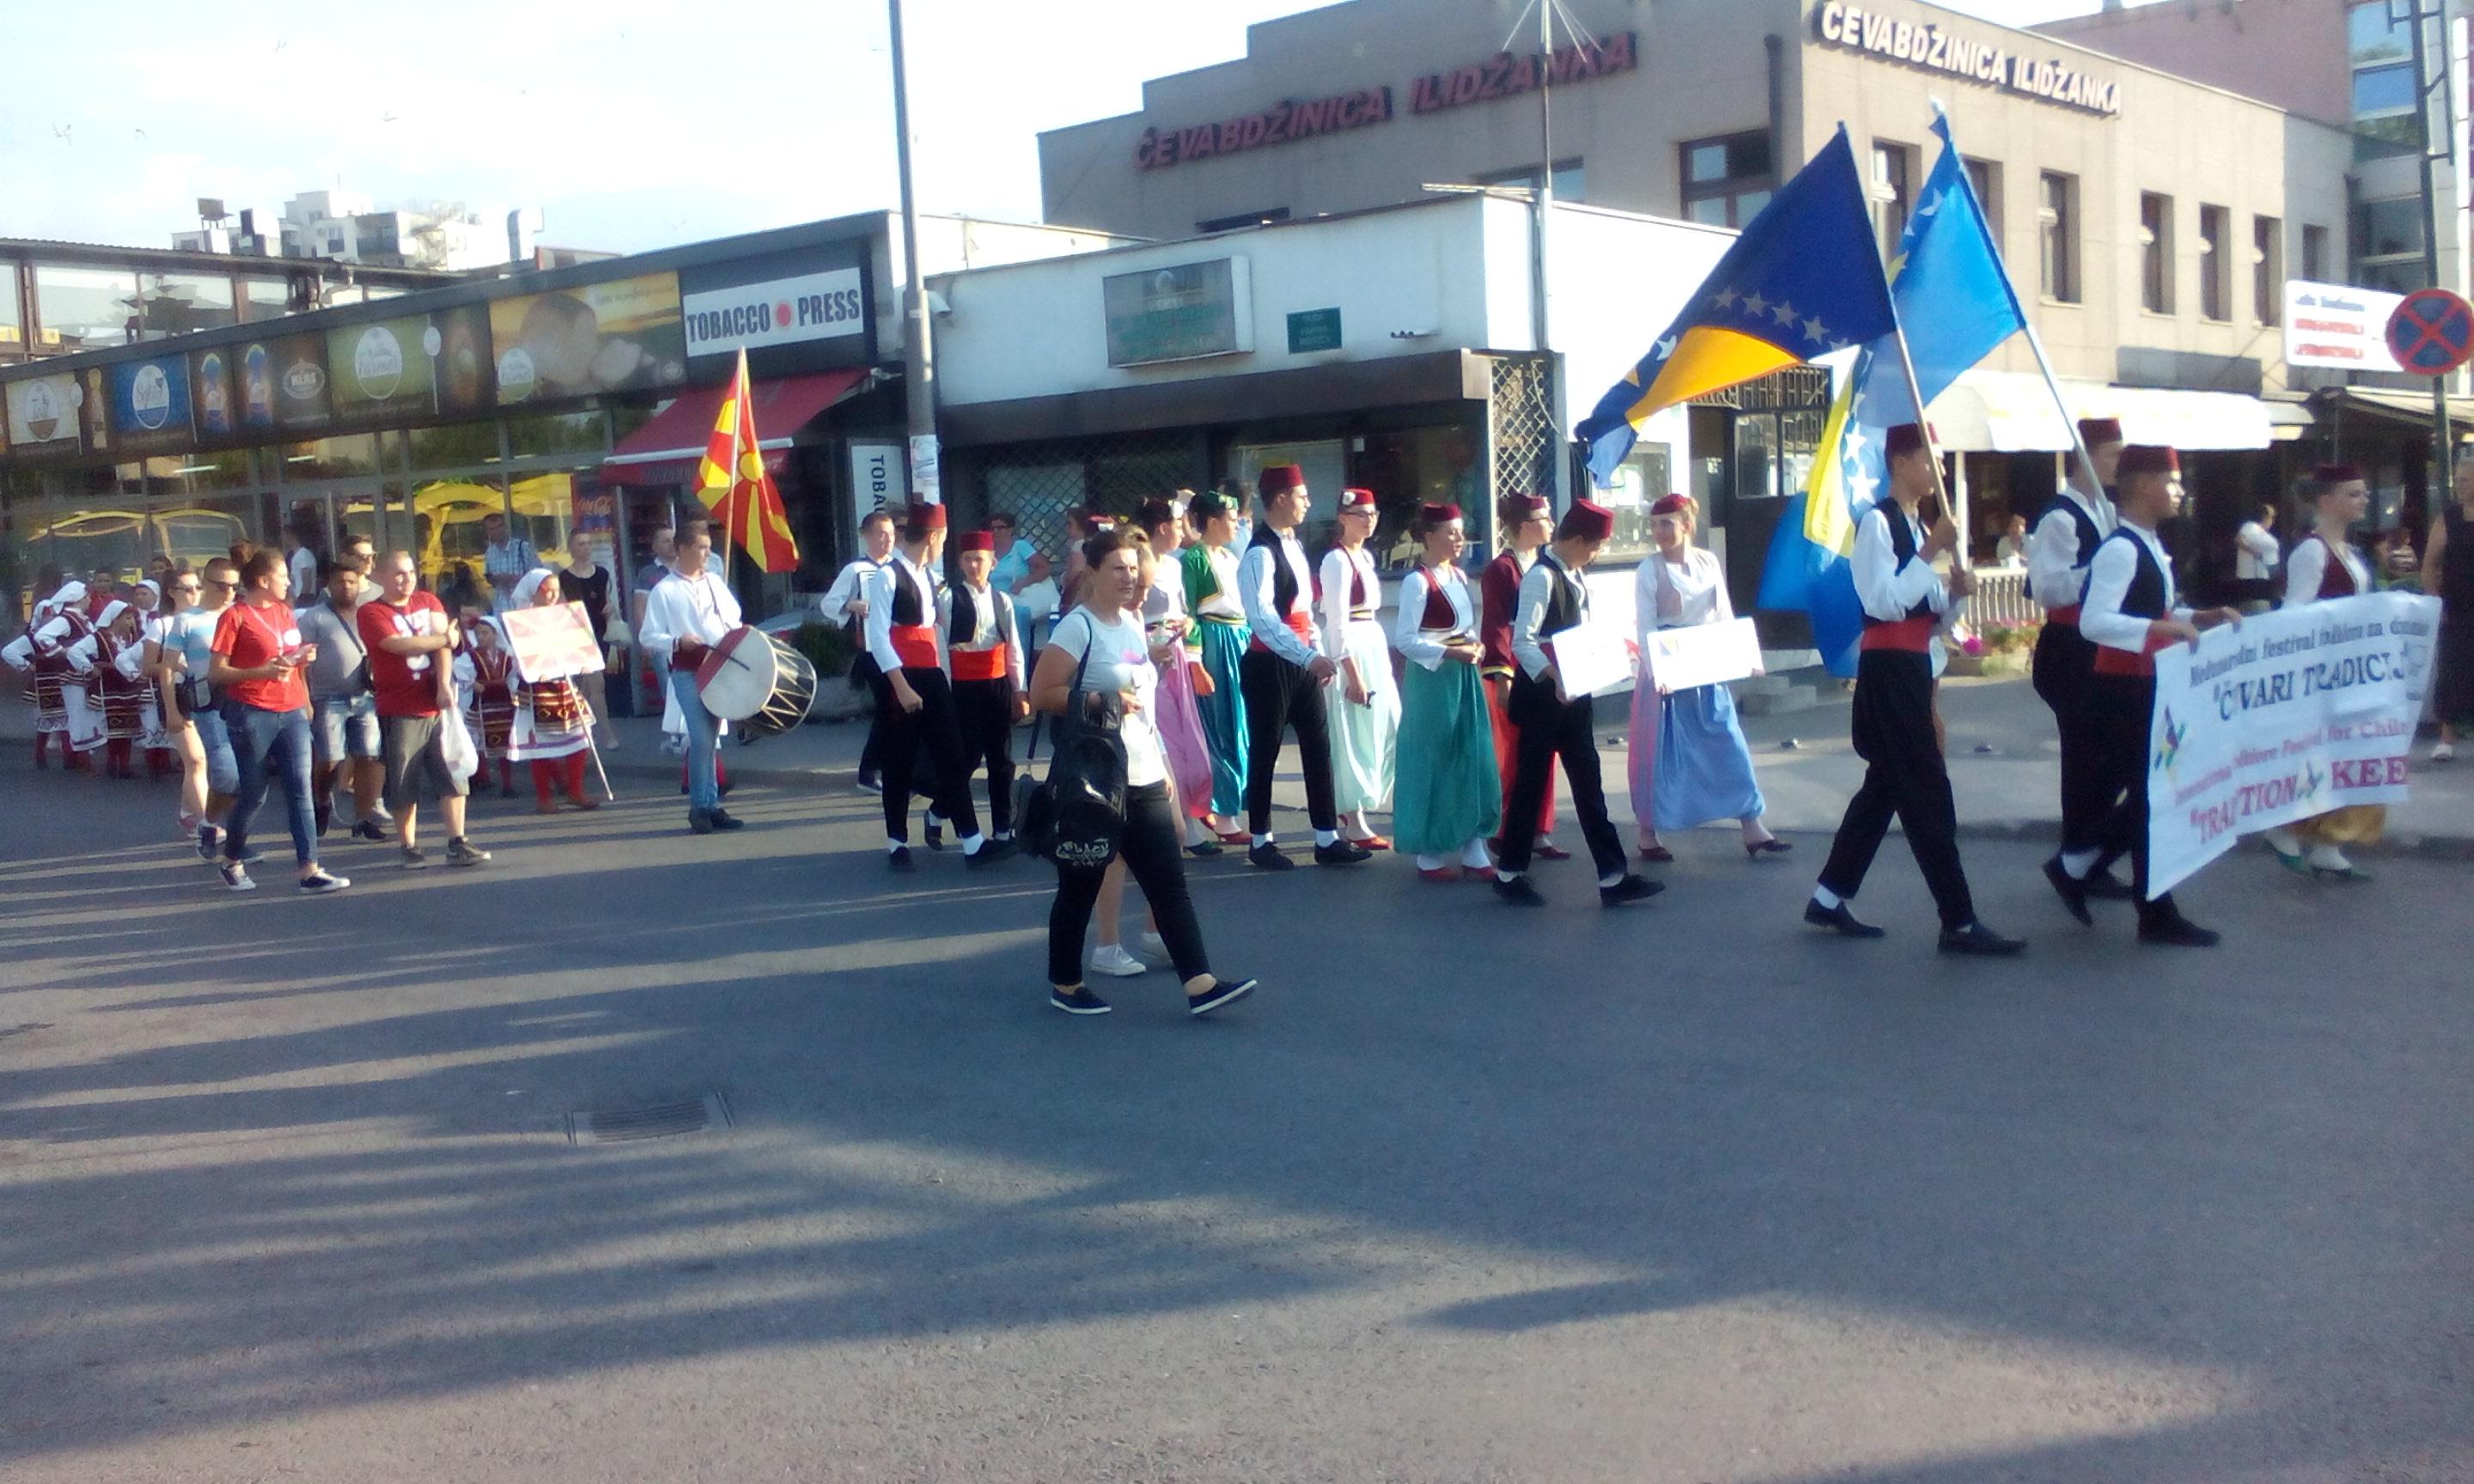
top-left (1146, 566), bottom-right (1216, 819)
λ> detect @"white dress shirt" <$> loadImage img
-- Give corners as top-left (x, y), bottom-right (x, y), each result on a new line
top-left (1238, 528), bottom-right (1321, 666)
top-left (1634, 547), bottom-right (1732, 634)
top-left (1853, 502), bottom-right (1951, 622)
top-left (638, 569), bottom-right (741, 660)
top-left (939, 581), bottom-right (1025, 690)
top-left (1392, 565), bottom-right (1477, 672)
top-left (864, 552), bottom-right (943, 672)
top-left (1512, 556), bottom-right (1587, 681)
top-left (2080, 524), bottom-right (2191, 654)
top-left (2026, 488), bottom-right (2118, 610)
top-left (2234, 521), bottom-right (2281, 582)
top-left (817, 557), bottom-right (887, 625)
top-left (1317, 545), bottom-right (1381, 662)
top-left (2282, 533), bottom-right (2367, 606)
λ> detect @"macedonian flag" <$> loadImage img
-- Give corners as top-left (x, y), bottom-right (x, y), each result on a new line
top-left (697, 348), bottom-right (801, 574)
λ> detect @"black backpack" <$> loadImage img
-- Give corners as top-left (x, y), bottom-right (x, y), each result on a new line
top-left (1015, 613), bottom-right (1127, 867)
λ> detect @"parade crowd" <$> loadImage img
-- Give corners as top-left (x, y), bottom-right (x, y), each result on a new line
top-left (9, 421), bottom-right (2472, 1013)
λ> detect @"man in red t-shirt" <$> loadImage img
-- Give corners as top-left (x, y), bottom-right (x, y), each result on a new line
top-left (208, 550), bottom-right (349, 894)
top-left (360, 550), bottom-right (489, 868)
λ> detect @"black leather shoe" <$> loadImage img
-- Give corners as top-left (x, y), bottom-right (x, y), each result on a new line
top-left (2042, 855), bottom-right (2093, 927)
top-left (964, 837), bottom-right (1016, 868)
top-left (1313, 839), bottom-right (1372, 867)
top-left (887, 846), bottom-right (915, 873)
top-left (707, 808), bottom-right (746, 831)
top-left (688, 808), bottom-right (716, 836)
top-left (2081, 870), bottom-right (2136, 901)
top-left (2138, 913), bottom-right (2221, 948)
top-left (1804, 898), bottom-right (1885, 938)
top-left (1247, 842), bottom-right (1295, 871)
top-left (923, 818), bottom-right (945, 851)
top-left (1938, 921), bottom-right (2026, 957)
top-left (1492, 875), bottom-right (1547, 906)
top-left (1599, 874), bottom-right (1664, 906)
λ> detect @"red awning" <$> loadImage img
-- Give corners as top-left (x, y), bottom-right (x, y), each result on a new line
top-left (599, 367), bottom-right (872, 488)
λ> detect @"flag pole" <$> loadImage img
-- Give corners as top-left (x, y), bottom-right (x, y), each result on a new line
top-left (1881, 315), bottom-right (1967, 572)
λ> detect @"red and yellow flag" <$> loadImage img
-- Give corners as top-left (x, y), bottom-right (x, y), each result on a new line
top-left (696, 349), bottom-right (801, 574)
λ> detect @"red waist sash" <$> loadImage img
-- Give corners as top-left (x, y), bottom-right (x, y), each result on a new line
top-left (2092, 632), bottom-right (2171, 678)
top-left (1248, 610), bottom-right (1313, 655)
top-left (1860, 616), bottom-right (1937, 654)
top-left (2045, 604), bottom-right (2081, 625)
top-left (951, 643), bottom-right (1009, 682)
top-left (891, 623), bottom-right (939, 670)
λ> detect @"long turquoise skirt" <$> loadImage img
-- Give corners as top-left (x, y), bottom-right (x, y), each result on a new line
top-left (1392, 659), bottom-right (1502, 855)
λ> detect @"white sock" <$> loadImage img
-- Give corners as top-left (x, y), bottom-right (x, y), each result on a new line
top-left (1460, 837), bottom-right (1494, 869)
top-left (960, 833), bottom-right (987, 855)
top-left (2061, 848), bottom-right (2101, 879)
top-left (2307, 843), bottom-right (2351, 870)
top-left (887, 838), bottom-right (905, 854)
top-left (1253, 832), bottom-right (1274, 848)
top-left (1417, 853), bottom-right (1447, 871)
top-left (1812, 885), bottom-right (1843, 909)
top-left (1598, 871), bottom-right (1624, 888)
top-left (927, 812), bottom-right (945, 829)
top-left (1496, 868), bottom-right (1522, 883)
top-left (1315, 829), bottom-right (1340, 848)
top-left (2264, 827), bottom-right (2303, 855)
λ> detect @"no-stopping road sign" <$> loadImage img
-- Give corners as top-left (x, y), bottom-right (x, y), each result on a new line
top-left (2385, 288), bottom-right (2474, 376)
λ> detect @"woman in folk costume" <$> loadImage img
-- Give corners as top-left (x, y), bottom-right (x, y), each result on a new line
top-left (38, 582), bottom-right (107, 766)
top-left (463, 614), bottom-right (520, 798)
top-left (1138, 497), bottom-right (1222, 855)
top-left (1480, 491), bottom-right (1569, 861)
top-left (1179, 489), bottom-right (1252, 842)
top-left (1391, 503), bottom-right (1502, 881)
top-left (127, 579), bottom-right (176, 778)
top-left (1627, 494), bottom-right (1788, 861)
top-left (1319, 487), bottom-right (1399, 848)
top-left (76, 599), bottom-right (151, 779)
top-left (2262, 464), bottom-right (2384, 880)
top-left (499, 569), bottom-right (600, 813)
top-left (7, 575), bottom-right (81, 769)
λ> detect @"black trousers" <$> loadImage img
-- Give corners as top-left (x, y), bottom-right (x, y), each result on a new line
top-left (1049, 782), bottom-right (1209, 986)
top-left (1496, 683), bottom-right (1625, 879)
top-left (2088, 673), bottom-right (2179, 923)
top-left (949, 676), bottom-right (1016, 835)
top-left (1818, 649), bottom-right (1977, 930)
top-left (1239, 647), bottom-right (1338, 836)
top-left (879, 667), bottom-right (979, 842)
top-left (2032, 620), bottom-right (2113, 855)
top-left (850, 654), bottom-right (891, 782)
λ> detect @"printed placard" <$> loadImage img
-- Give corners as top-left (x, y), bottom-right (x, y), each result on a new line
top-left (499, 600), bottom-right (604, 681)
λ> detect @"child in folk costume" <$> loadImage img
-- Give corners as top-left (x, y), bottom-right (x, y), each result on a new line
top-left (1391, 503), bottom-right (1502, 881)
top-left (1481, 492), bottom-right (1568, 861)
top-left (2058, 445), bottom-right (2241, 946)
top-left (2261, 464), bottom-right (2384, 881)
top-left (5, 577), bottom-right (80, 769)
top-left (936, 531), bottom-right (1027, 844)
top-left (1138, 498), bottom-right (1222, 855)
top-left (1319, 487), bottom-right (1399, 848)
top-left (503, 569), bottom-right (600, 813)
top-left (127, 580), bottom-right (176, 778)
top-left (463, 617), bottom-right (520, 798)
top-left (83, 600), bottom-right (153, 779)
top-left (1627, 494), bottom-right (1787, 861)
top-left (1179, 490), bottom-right (1252, 842)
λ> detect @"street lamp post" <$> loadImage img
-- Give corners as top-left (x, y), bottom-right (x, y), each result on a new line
top-left (888, 0), bottom-right (939, 504)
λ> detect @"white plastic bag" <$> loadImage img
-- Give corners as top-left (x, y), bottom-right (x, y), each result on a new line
top-left (438, 696), bottom-right (480, 783)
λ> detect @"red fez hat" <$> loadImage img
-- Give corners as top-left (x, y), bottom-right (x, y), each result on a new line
top-left (1417, 502), bottom-right (1462, 526)
top-left (1258, 464), bottom-right (1306, 496)
top-left (1568, 498), bottom-right (1616, 541)
top-left (2078, 417), bottom-right (2125, 447)
top-left (1885, 423), bottom-right (1934, 459)
top-left (956, 530), bottom-right (995, 553)
top-left (1512, 492), bottom-right (1551, 517)
top-left (909, 502), bottom-right (948, 531)
top-left (2117, 445), bottom-right (2179, 477)
top-left (2313, 462), bottom-right (2365, 484)
top-left (1650, 493), bottom-right (1693, 517)
top-left (1338, 487), bottom-right (1377, 513)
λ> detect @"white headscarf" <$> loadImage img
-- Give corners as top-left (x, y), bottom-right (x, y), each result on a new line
top-left (40, 581), bottom-right (87, 625)
top-left (510, 568), bottom-right (560, 610)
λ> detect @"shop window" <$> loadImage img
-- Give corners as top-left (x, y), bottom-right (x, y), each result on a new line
top-left (1228, 441), bottom-right (1348, 549)
top-left (1871, 141), bottom-right (1916, 260)
top-left (33, 264), bottom-right (138, 349)
top-left (1598, 441), bottom-right (1673, 567)
top-left (239, 277), bottom-right (291, 323)
top-left (406, 421), bottom-right (503, 471)
top-left (1680, 131), bottom-right (1772, 228)
top-left (2038, 172), bottom-right (2079, 303)
top-left (138, 272), bottom-right (237, 337)
top-left (2252, 215), bottom-right (2282, 325)
top-left (410, 476), bottom-right (506, 606)
top-left (2358, 196), bottom-right (2423, 258)
top-left (1477, 159), bottom-right (1585, 203)
top-left (2198, 204), bottom-right (2231, 322)
top-left (2140, 192), bottom-right (2175, 314)
top-left (1349, 425), bottom-right (1487, 571)
top-left (1962, 157), bottom-right (2002, 246)
top-left (278, 434), bottom-right (382, 482)
top-left (2302, 222), bottom-right (2331, 280)
top-left (507, 410), bottom-right (608, 459)
top-left (0, 263), bottom-right (21, 349)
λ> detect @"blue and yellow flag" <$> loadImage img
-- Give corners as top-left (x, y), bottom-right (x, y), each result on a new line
top-left (1759, 112), bottom-right (2029, 674)
top-left (1578, 128), bottom-right (1893, 487)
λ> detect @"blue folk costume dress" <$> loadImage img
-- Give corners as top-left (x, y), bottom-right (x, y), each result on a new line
top-left (1390, 551), bottom-right (1501, 860)
top-left (1180, 539), bottom-right (1251, 820)
top-left (1629, 544), bottom-right (1765, 833)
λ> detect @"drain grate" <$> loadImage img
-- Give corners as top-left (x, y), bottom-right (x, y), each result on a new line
top-left (566, 1092), bottom-right (732, 1146)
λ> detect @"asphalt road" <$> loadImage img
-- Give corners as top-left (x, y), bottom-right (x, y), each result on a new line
top-left (2, 758), bottom-right (2468, 1483)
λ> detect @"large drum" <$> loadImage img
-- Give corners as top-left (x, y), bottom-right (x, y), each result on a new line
top-left (695, 626), bottom-right (818, 741)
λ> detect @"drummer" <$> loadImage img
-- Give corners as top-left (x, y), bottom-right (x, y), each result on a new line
top-left (864, 503), bottom-right (1015, 873)
top-left (638, 520), bottom-right (746, 836)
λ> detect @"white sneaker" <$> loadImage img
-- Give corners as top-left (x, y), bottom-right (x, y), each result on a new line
top-left (2432, 742), bottom-right (2456, 763)
top-left (1089, 944), bottom-right (1149, 978)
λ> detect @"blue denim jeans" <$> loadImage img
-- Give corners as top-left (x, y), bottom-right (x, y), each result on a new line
top-left (226, 702), bottom-right (317, 868)
top-left (669, 668), bottom-right (721, 810)
top-left (192, 707), bottom-right (239, 795)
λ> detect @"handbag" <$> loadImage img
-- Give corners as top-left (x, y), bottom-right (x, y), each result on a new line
top-left (437, 696), bottom-right (481, 783)
top-left (1017, 613), bottom-right (1127, 867)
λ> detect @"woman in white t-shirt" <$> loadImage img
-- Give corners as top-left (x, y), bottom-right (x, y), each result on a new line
top-left (1030, 529), bottom-right (1258, 1019)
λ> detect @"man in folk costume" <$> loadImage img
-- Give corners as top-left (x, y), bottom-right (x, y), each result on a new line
top-left (1318, 486), bottom-right (1398, 848)
top-left (637, 520), bottom-right (746, 836)
top-left (1806, 423), bottom-right (2024, 954)
top-left (817, 508), bottom-right (898, 794)
top-left (1490, 499), bottom-right (1660, 908)
top-left (2056, 444), bottom-right (2240, 946)
top-left (933, 529), bottom-right (1027, 848)
top-left (1481, 492), bottom-right (1569, 861)
top-left (2028, 416), bottom-right (2135, 904)
top-left (864, 502), bottom-right (1011, 873)
top-left (1236, 465), bottom-right (1369, 870)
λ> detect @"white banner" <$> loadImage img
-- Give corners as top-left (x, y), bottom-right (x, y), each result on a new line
top-left (2282, 279), bottom-right (2406, 373)
top-left (682, 268), bottom-right (866, 357)
top-left (2148, 592), bottom-right (2440, 894)
top-left (1643, 617), bottom-right (1762, 692)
